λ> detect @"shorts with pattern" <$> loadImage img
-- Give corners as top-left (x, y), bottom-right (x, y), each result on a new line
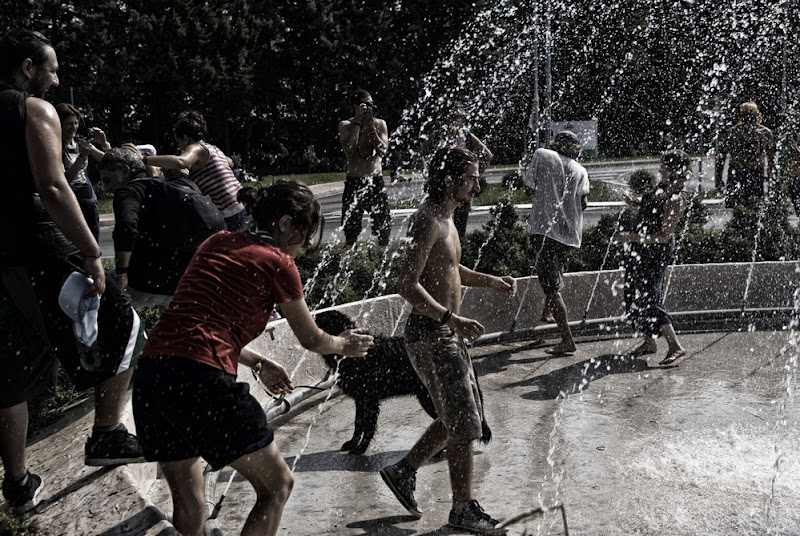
top-left (133, 355), bottom-right (274, 471)
top-left (531, 234), bottom-right (573, 295)
top-left (404, 314), bottom-right (483, 443)
top-left (0, 257), bottom-right (144, 408)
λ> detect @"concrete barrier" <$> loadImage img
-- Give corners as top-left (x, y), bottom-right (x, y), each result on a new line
top-left (240, 260), bottom-right (800, 390)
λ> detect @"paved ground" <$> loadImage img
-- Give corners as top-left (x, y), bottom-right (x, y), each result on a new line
top-left (161, 326), bottom-right (800, 536)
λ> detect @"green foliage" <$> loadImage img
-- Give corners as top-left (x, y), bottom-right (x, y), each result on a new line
top-left (296, 241), bottom-right (405, 309)
top-left (461, 197), bottom-right (533, 277)
top-left (0, 511), bottom-right (40, 536)
top-left (568, 212), bottom-right (625, 272)
top-left (27, 368), bottom-right (89, 435)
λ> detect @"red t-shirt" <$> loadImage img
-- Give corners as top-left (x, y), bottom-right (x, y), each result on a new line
top-left (142, 231), bottom-right (304, 376)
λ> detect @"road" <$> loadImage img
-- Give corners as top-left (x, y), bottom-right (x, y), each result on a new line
top-left (98, 155), bottom-right (791, 254)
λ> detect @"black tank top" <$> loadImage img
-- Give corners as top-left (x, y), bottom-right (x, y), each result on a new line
top-left (0, 85), bottom-right (77, 264)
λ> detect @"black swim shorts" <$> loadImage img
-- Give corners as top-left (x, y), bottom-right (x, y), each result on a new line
top-left (132, 355), bottom-right (274, 471)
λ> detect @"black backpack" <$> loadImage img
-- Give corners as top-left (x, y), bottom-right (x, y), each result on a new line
top-left (148, 177), bottom-right (226, 248)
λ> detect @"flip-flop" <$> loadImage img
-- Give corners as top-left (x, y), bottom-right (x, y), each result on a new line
top-left (659, 349), bottom-right (687, 366)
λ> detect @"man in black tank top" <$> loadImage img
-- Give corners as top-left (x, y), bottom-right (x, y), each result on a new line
top-left (0, 30), bottom-right (145, 515)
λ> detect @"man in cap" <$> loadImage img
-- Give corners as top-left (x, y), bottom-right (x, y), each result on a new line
top-left (718, 101), bottom-right (775, 207)
top-left (523, 131), bottom-right (589, 355)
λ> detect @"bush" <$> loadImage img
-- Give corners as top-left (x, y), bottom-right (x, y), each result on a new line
top-left (461, 196), bottom-right (533, 277)
top-left (296, 241), bottom-right (405, 308)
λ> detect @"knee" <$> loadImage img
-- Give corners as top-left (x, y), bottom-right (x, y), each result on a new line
top-left (254, 466), bottom-right (294, 506)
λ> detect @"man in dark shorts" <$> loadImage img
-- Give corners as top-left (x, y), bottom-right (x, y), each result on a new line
top-left (523, 131), bottom-right (589, 355)
top-left (0, 29), bottom-right (145, 515)
top-left (380, 147), bottom-right (516, 534)
top-left (338, 88), bottom-right (391, 246)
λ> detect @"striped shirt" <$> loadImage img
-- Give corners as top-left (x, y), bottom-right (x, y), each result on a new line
top-left (189, 141), bottom-right (244, 218)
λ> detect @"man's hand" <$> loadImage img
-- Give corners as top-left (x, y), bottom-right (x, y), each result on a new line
top-left (83, 257), bottom-right (106, 296)
top-left (448, 315), bottom-right (485, 343)
top-left (492, 275), bottom-right (517, 297)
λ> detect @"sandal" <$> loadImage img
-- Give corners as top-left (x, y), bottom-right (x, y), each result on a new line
top-left (659, 349), bottom-right (686, 366)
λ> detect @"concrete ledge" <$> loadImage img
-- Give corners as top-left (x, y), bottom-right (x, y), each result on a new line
top-left (239, 260), bottom-right (800, 389)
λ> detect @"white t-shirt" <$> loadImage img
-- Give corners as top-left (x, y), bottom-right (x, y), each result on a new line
top-left (522, 148), bottom-right (589, 248)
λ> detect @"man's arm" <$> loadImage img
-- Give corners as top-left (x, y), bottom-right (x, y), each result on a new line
top-left (469, 132), bottom-right (493, 171)
top-left (110, 184), bottom-right (145, 292)
top-left (357, 109), bottom-right (388, 159)
top-left (459, 265), bottom-right (516, 295)
top-left (147, 143), bottom-right (205, 171)
top-left (338, 120), bottom-right (359, 161)
top-left (26, 98), bottom-right (105, 295)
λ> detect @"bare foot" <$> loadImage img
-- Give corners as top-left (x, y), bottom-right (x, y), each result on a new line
top-left (545, 342), bottom-right (576, 356)
top-left (540, 314), bottom-right (556, 324)
top-left (629, 340), bottom-right (657, 356)
top-left (659, 348), bottom-right (686, 366)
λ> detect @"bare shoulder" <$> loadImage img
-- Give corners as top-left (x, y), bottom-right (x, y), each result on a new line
top-left (25, 96), bottom-right (57, 122)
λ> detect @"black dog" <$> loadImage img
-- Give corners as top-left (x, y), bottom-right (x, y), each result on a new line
top-left (314, 310), bottom-right (490, 455)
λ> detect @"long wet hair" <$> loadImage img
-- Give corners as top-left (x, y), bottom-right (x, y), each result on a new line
top-left (424, 147), bottom-right (479, 203)
top-left (173, 110), bottom-right (209, 142)
top-left (238, 180), bottom-right (324, 248)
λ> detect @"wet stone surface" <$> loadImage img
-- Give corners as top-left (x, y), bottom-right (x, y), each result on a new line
top-left (192, 329), bottom-right (800, 535)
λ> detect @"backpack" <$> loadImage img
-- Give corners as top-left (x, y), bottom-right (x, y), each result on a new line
top-left (148, 177), bottom-right (226, 248)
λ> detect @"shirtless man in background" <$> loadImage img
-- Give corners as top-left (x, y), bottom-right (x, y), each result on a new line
top-left (338, 88), bottom-right (391, 246)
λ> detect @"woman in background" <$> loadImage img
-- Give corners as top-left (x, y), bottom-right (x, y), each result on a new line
top-left (143, 110), bottom-right (247, 230)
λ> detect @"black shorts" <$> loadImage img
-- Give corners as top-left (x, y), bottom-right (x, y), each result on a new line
top-left (531, 234), bottom-right (573, 295)
top-left (132, 355), bottom-right (274, 471)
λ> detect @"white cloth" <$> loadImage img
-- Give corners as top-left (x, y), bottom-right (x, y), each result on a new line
top-left (58, 271), bottom-right (100, 346)
top-left (522, 148), bottom-right (589, 248)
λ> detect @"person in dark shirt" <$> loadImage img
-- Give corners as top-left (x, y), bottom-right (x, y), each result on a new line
top-left (98, 147), bottom-right (225, 308)
top-left (615, 150), bottom-right (689, 366)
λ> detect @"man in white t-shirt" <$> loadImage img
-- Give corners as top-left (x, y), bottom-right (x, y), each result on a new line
top-left (523, 131), bottom-right (589, 355)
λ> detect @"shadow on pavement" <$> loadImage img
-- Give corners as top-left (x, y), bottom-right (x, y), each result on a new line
top-left (509, 353), bottom-right (653, 400)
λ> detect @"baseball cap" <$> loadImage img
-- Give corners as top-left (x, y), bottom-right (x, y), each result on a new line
top-left (58, 272), bottom-right (100, 347)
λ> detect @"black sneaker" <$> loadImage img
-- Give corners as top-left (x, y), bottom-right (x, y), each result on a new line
top-left (379, 461), bottom-right (422, 518)
top-left (448, 500), bottom-right (507, 534)
top-left (85, 425), bottom-right (146, 466)
top-left (2, 471), bottom-right (43, 515)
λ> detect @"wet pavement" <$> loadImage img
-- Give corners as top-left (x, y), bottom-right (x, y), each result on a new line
top-left (185, 327), bottom-right (800, 535)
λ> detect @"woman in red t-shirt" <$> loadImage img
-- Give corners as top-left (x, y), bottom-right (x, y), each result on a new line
top-left (132, 180), bottom-right (373, 536)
